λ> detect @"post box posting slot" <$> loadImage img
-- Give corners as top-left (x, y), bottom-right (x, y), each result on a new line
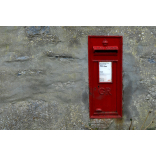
top-left (93, 46), bottom-right (118, 56)
top-left (88, 36), bottom-right (122, 119)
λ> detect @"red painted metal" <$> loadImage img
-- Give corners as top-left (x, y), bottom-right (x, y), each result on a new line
top-left (93, 46), bottom-right (118, 51)
top-left (88, 36), bottom-right (123, 119)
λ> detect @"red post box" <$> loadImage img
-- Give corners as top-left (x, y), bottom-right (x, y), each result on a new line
top-left (88, 36), bottom-right (123, 118)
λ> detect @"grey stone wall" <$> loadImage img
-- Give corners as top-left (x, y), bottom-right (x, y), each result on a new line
top-left (0, 26), bottom-right (156, 130)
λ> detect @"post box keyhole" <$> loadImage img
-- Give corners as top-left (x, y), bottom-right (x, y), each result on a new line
top-left (98, 86), bottom-right (99, 88)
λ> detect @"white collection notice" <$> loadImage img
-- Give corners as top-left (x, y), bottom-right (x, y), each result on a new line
top-left (99, 62), bottom-right (112, 82)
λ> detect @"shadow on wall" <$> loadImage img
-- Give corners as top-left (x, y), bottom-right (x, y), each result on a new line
top-left (123, 53), bottom-right (146, 121)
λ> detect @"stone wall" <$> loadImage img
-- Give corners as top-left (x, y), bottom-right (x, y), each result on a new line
top-left (0, 26), bottom-right (156, 130)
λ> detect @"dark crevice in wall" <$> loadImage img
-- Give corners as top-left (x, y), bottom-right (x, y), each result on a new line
top-left (54, 55), bottom-right (73, 59)
top-left (44, 52), bottom-right (74, 59)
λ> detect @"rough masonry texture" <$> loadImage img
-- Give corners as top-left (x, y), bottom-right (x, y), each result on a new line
top-left (0, 26), bottom-right (156, 130)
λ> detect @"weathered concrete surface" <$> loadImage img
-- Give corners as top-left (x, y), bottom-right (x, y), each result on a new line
top-left (0, 26), bottom-right (156, 130)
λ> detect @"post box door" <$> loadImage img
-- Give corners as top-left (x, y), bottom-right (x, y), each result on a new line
top-left (92, 61), bottom-right (118, 115)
